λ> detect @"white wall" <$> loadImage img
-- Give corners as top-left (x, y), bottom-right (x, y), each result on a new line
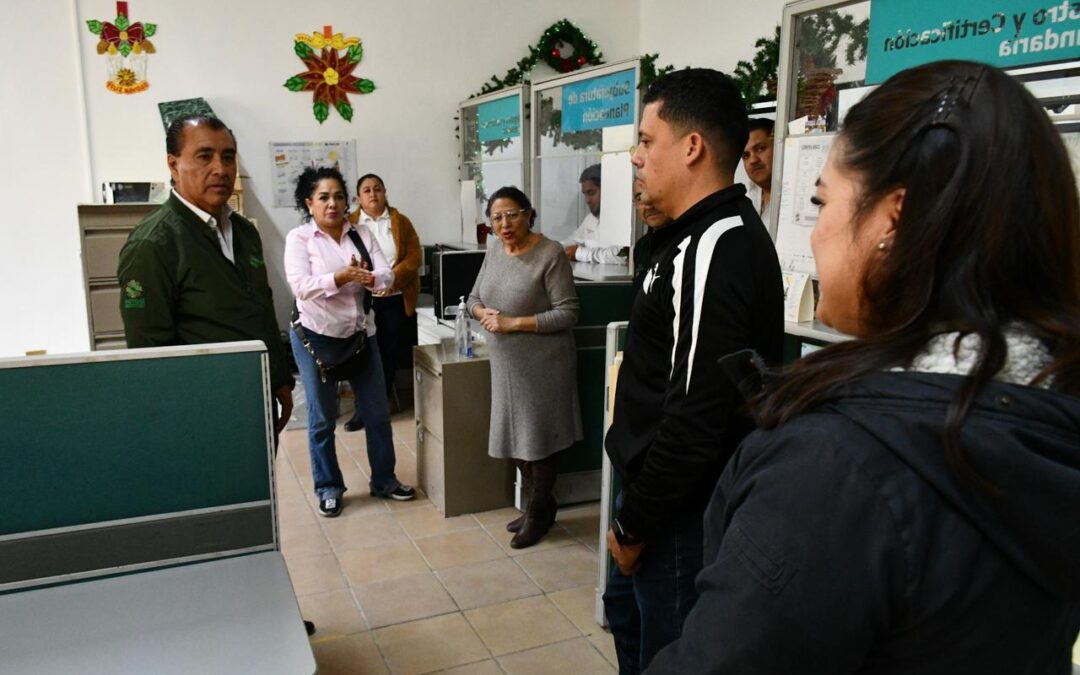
top-left (3, 0), bottom-right (789, 357)
top-left (74, 0), bottom-right (639, 326)
top-left (0, 0), bottom-right (93, 357)
top-left (639, 0), bottom-right (786, 75)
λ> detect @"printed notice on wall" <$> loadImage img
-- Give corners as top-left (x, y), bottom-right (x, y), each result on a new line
top-left (269, 141), bottom-right (357, 208)
top-left (774, 134), bottom-right (835, 275)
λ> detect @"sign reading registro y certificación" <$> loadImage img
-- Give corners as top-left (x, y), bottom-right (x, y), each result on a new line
top-left (866, 0), bottom-right (1080, 84)
top-left (561, 70), bottom-right (636, 133)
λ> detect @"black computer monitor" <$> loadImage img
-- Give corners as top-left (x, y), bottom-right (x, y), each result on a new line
top-left (432, 249), bottom-right (487, 320)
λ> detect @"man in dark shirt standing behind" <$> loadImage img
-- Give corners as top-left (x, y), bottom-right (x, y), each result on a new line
top-left (603, 69), bottom-right (784, 673)
top-left (117, 114), bottom-right (294, 439)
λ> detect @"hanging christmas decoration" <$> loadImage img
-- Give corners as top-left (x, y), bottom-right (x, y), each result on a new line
top-left (85, 1), bottom-right (157, 95)
top-left (284, 25), bottom-right (376, 124)
top-left (473, 19), bottom-right (603, 97)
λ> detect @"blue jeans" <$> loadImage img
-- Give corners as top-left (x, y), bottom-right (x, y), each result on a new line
top-left (290, 327), bottom-right (400, 500)
top-left (602, 493), bottom-right (704, 675)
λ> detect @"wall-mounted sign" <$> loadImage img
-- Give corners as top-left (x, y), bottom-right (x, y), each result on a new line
top-left (560, 70), bottom-right (636, 133)
top-left (867, 0), bottom-right (1080, 84)
top-left (477, 94), bottom-right (521, 143)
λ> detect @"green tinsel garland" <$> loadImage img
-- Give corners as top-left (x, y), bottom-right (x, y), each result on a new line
top-left (474, 19), bottom-right (604, 97)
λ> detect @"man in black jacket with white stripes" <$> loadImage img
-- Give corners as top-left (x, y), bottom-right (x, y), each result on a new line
top-left (603, 68), bottom-right (784, 674)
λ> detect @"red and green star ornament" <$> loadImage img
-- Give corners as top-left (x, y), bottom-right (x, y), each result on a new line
top-left (284, 25), bottom-right (376, 124)
top-left (85, 1), bottom-right (157, 94)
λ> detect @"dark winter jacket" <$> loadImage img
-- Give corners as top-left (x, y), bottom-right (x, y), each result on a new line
top-left (646, 372), bottom-right (1080, 674)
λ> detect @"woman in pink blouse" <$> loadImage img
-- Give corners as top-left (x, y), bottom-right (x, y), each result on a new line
top-left (285, 167), bottom-right (415, 517)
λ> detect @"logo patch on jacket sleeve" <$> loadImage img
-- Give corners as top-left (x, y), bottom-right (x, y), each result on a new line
top-left (249, 254), bottom-right (265, 268)
top-left (123, 280), bottom-right (145, 308)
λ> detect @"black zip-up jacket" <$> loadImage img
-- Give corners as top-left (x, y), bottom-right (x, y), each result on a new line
top-left (647, 372), bottom-right (1080, 674)
top-left (117, 195), bottom-right (292, 390)
top-left (605, 185), bottom-right (784, 539)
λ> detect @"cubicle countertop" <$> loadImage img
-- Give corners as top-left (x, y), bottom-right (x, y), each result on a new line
top-left (415, 338), bottom-right (491, 368)
top-left (0, 551), bottom-right (315, 675)
top-left (784, 319), bottom-right (850, 344)
top-left (571, 261), bottom-right (632, 282)
top-left (436, 240), bottom-right (487, 251)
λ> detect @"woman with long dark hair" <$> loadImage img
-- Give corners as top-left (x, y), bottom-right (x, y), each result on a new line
top-left (646, 61), bottom-right (1080, 673)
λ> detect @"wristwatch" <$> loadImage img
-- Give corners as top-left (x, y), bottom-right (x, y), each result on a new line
top-left (612, 517), bottom-right (642, 547)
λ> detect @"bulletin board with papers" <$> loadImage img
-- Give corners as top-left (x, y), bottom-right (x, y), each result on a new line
top-left (269, 141), bottom-right (357, 209)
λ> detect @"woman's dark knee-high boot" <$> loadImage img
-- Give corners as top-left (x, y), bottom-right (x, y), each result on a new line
top-left (510, 454), bottom-right (558, 549)
top-left (507, 460), bottom-right (529, 533)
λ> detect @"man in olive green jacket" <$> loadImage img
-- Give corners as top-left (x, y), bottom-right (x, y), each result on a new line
top-left (118, 114), bottom-right (294, 436)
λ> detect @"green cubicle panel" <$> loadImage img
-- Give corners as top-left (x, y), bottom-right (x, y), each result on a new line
top-left (0, 343), bottom-right (275, 592)
top-left (560, 282), bottom-right (635, 476)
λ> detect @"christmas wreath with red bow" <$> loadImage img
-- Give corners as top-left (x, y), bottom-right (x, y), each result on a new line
top-left (475, 19), bottom-right (603, 96)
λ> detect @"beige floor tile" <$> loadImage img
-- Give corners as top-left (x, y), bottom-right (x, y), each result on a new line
top-left (323, 512), bottom-right (409, 552)
top-left (466, 595), bottom-right (580, 656)
top-left (285, 551), bottom-right (347, 596)
top-left (492, 523), bottom-right (577, 557)
top-left (473, 506), bottom-right (525, 533)
top-left (280, 522), bottom-right (332, 558)
top-left (353, 571), bottom-right (458, 628)
top-left (514, 544), bottom-right (597, 593)
top-left (415, 529), bottom-right (507, 570)
top-left (278, 429), bottom-right (309, 455)
top-left (497, 637), bottom-right (615, 675)
top-left (338, 541), bottom-right (431, 586)
top-left (556, 504), bottom-right (601, 543)
top-left (335, 428), bottom-right (364, 455)
top-left (296, 588), bottom-right (368, 637)
top-left (311, 632), bottom-right (388, 675)
top-left (278, 495), bottom-right (318, 521)
top-left (384, 490), bottom-right (432, 511)
top-left (395, 452), bottom-right (418, 487)
top-left (547, 584), bottom-right (604, 637)
top-left (588, 631), bottom-right (618, 668)
top-left (430, 659), bottom-right (503, 675)
top-left (339, 457), bottom-right (370, 488)
top-left (396, 504), bottom-right (479, 539)
top-left (436, 558), bottom-right (542, 610)
top-left (374, 613), bottom-right (490, 675)
top-left (334, 493), bottom-right (392, 519)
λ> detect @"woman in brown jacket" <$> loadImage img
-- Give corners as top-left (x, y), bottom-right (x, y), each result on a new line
top-left (344, 173), bottom-right (422, 431)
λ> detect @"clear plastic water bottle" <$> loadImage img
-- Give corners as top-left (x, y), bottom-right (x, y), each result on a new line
top-left (454, 296), bottom-right (473, 358)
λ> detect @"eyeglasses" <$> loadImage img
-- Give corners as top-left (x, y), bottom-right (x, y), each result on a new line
top-left (490, 208), bottom-right (527, 225)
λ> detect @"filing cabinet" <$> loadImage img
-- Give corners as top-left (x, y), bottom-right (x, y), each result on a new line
top-left (413, 342), bottom-right (514, 516)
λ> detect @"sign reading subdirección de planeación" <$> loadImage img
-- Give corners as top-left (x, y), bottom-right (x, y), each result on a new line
top-left (866, 0), bottom-right (1080, 84)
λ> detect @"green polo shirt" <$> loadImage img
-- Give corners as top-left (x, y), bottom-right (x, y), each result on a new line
top-left (117, 194), bottom-right (293, 390)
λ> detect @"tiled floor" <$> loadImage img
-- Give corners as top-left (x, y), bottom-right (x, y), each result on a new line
top-left (276, 407), bottom-right (617, 675)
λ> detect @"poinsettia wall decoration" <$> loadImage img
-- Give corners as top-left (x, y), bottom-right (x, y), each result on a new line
top-left (86, 1), bottom-right (157, 94)
top-left (285, 25), bottom-right (376, 124)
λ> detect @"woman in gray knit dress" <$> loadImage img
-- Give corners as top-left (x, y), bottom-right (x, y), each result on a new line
top-left (468, 186), bottom-right (583, 548)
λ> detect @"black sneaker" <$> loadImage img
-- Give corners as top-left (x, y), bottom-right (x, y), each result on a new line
top-left (318, 497), bottom-right (342, 517)
top-left (370, 484), bottom-right (416, 501)
top-left (344, 418), bottom-right (364, 432)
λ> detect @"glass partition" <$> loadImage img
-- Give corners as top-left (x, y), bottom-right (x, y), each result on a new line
top-left (460, 86), bottom-right (528, 242)
top-left (530, 61), bottom-right (640, 249)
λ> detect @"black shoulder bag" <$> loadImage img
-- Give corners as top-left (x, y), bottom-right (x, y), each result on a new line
top-left (291, 229), bottom-right (374, 383)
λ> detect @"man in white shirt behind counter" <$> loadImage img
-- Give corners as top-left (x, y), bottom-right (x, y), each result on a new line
top-left (742, 118), bottom-right (775, 230)
top-left (563, 163), bottom-right (628, 265)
